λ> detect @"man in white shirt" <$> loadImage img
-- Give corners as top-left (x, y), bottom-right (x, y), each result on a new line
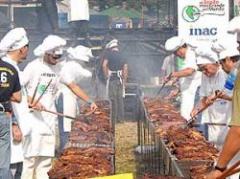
top-left (58, 45), bottom-right (92, 152)
top-left (21, 35), bottom-right (97, 179)
top-left (164, 36), bottom-right (202, 120)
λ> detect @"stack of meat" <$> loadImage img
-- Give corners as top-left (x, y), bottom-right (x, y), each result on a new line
top-left (48, 147), bottom-right (114, 179)
top-left (165, 126), bottom-right (218, 161)
top-left (144, 98), bottom-right (218, 178)
top-left (48, 100), bottom-right (114, 179)
top-left (69, 100), bottom-right (113, 145)
top-left (144, 98), bottom-right (185, 137)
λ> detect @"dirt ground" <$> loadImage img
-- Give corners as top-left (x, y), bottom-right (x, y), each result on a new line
top-left (115, 121), bottom-right (138, 174)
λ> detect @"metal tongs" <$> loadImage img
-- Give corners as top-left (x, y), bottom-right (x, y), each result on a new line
top-left (29, 79), bottom-right (76, 120)
top-left (156, 73), bottom-right (172, 96)
top-left (186, 90), bottom-right (222, 128)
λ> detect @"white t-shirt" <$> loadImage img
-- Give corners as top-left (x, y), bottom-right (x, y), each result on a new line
top-left (179, 47), bottom-right (202, 92)
top-left (60, 60), bottom-right (92, 84)
top-left (23, 58), bottom-right (71, 136)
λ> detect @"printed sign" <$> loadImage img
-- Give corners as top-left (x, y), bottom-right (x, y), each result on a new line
top-left (178, 0), bottom-right (229, 41)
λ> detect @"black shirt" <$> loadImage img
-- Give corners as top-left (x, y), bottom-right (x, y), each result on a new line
top-left (0, 60), bottom-right (21, 102)
top-left (105, 50), bottom-right (126, 71)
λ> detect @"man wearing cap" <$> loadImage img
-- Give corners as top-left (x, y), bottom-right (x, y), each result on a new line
top-left (57, 45), bottom-right (92, 152)
top-left (0, 28), bottom-right (29, 178)
top-left (21, 35), bottom-right (97, 179)
top-left (164, 36), bottom-right (202, 120)
top-left (191, 46), bottom-right (231, 150)
top-left (102, 39), bottom-right (128, 124)
top-left (1, 28), bottom-right (30, 179)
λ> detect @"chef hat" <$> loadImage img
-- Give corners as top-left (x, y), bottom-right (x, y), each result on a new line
top-left (219, 47), bottom-right (240, 61)
top-left (165, 36), bottom-right (185, 52)
top-left (227, 16), bottom-right (240, 34)
top-left (195, 45), bottom-right (218, 65)
top-left (105, 39), bottom-right (118, 49)
top-left (34, 35), bottom-right (66, 57)
top-left (0, 27), bottom-right (28, 56)
top-left (67, 45), bottom-right (93, 62)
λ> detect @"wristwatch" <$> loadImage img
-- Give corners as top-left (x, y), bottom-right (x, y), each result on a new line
top-left (215, 165), bottom-right (227, 172)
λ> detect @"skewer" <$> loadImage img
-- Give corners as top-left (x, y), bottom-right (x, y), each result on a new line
top-left (41, 109), bottom-right (76, 120)
top-left (217, 161), bottom-right (240, 179)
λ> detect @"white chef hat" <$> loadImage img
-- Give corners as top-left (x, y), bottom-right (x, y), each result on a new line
top-left (195, 45), bottom-right (218, 65)
top-left (105, 39), bottom-right (118, 49)
top-left (67, 45), bottom-right (93, 62)
top-left (0, 27), bottom-right (28, 56)
top-left (219, 47), bottom-right (240, 61)
top-left (227, 16), bottom-right (240, 34)
top-left (165, 36), bottom-right (185, 52)
top-left (34, 35), bottom-right (66, 57)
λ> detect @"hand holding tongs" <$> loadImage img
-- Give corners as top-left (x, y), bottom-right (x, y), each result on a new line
top-left (186, 90), bottom-right (222, 127)
top-left (29, 79), bottom-right (77, 120)
top-left (156, 73), bottom-right (172, 96)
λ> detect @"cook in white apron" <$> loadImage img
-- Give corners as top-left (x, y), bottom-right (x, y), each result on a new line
top-left (164, 36), bottom-right (202, 120)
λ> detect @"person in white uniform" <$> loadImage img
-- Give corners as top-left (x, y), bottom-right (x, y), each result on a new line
top-left (164, 36), bottom-right (202, 120)
top-left (58, 45), bottom-right (92, 152)
top-left (21, 35), bottom-right (97, 179)
top-left (191, 45), bottom-right (232, 150)
top-left (0, 28), bottom-right (29, 179)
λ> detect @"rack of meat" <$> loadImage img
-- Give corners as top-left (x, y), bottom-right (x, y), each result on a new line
top-left (48, 100), bottom-right (115, 179)
top-left (138, 97), bottom-right (219, 178)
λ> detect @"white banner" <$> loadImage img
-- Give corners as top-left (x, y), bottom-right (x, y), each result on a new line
top-left (234, 0), bottom-right (240, 16)
top-left (178, 0), bottom-right (229, 41)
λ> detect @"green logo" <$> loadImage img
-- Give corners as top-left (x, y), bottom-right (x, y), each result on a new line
top-left (38, 84), bottom-right (46, 94)
top-left (182, 5), bottom-right (200, 22)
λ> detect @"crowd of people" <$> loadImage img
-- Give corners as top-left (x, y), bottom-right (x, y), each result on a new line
top-left (0, 23), bottom-right (128, 178)
top-left (161, 16), bottom-right (240, 178)
top-left (0, 28), bottom-right (99, 179)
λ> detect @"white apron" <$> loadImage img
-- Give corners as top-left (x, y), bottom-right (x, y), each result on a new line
top-left (62, 86), bottom-right (77, 132)
top-left (207, 99), bottom-right (230, 149)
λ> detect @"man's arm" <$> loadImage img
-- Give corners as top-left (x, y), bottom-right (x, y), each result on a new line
top-left (102, 59), bottom-right (109, 79)
top-left (171, 68), bottom-right (195, 78)
top-left (206, 126), bottom-right (240, 178)
top-left (10, 91), bottom-right (21, 103)
top-left (191, 97), bottom-right (208, 117)
top-left (66, 82), bottom-right (97, 111)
